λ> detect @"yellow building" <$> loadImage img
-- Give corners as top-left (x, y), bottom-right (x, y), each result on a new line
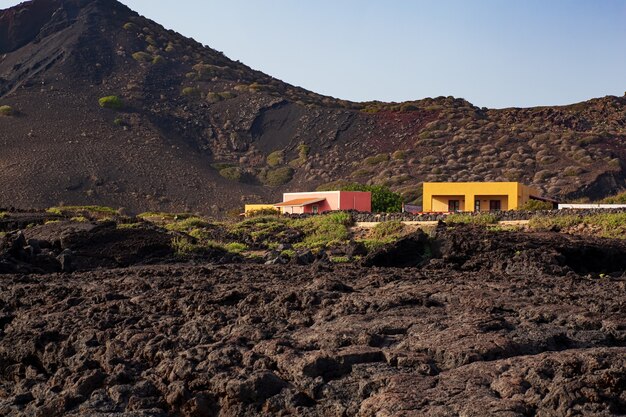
top-left (423, 182), bottom-right (550, 212)
top-left (243, 204), bottom-right (278, 216)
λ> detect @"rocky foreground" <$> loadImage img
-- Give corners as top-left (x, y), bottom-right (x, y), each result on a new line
top-left (1, 224), bottom-right (626, 416)
top-left (0, 236), bottom-right (626, 416)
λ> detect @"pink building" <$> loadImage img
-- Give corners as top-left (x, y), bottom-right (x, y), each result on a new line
top-left (274, 191), bottom-right (372, 214)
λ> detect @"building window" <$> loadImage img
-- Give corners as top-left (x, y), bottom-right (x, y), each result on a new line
top-left (474, 199), bottom-right (481, 212)
top-left (448, 200), bottom-right (460, 212)
top-left (489, 200), bottom-right (501, 211)
top-left (312, 205), bottom-right (319, 214)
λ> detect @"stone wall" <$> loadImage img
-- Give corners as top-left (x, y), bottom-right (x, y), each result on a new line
top-left (281, 208), bottom-right (626, 223)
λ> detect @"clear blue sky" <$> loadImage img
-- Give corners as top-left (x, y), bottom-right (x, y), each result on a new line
top-left (2, 0), bottom-right (626, 108)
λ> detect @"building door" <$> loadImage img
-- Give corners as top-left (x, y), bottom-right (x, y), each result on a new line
top-left (312, 205), bottom-right (319, 214)
top-left (489, 200), bottom-right (501, 211)
top-left (474, 199), bottom-right (481, 212)
top-left (448, 200), bottom-right (460, 212)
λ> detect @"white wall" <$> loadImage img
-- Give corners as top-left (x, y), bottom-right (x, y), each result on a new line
top-left (558, 204), bottom-right (626, 209)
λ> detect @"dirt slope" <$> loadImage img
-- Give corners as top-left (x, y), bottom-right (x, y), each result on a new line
top-left (0, 0), bottom-right (625, 215)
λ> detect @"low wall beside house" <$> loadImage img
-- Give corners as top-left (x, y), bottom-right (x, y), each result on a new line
top-left (558, 204), bottom-right (626, 209)
top-left (280, 208), bottom-right (626, 223)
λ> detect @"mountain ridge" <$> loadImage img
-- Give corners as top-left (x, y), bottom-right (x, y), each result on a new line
top-left (1, 0), bottom-right (625, 215)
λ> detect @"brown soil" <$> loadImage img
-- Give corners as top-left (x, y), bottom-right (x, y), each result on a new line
top-left (1, 224), bottom-right (625, 416)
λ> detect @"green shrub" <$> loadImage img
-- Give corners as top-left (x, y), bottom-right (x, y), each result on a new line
top-left (0, 211), bottom-right (7, 219)
top-left (98, 96), bottom-right (124, 110)
top-left (48, 205), bottom-right (119, 216)
top-left (330, 256), bottom-right (350, 263)
top-left (225, 242), bottom-right (248, 253)
top-left (165, 43), bottom-right (175, 53)
top-left (152, 55), bottom-right (165, 65)
top-left (289, 143), bottom-right (310, 167)
top-left (527, 213), bottom-right (626, 238)
top-left (218, 92), bottom-right (236, 100)
top-left (298, 143), bottom-right (310, 159)
top-left (259, 167), bottom-right (294, 186)
top-left (123, 22), bottom-right (136, 30)
top-left (206, 92), bottom-right (222, 103)
top-left (421, 155), bottom-right (438, 165)
top-left (171, 236), bottom-right (224, 256)
top-left (267, 150), bottom-right (284, 167)
top-left (247, 208), bottom-right (280, 217)
top-left (446, 213), bottom-right (499, 225)
top-left (138, 212), bottom-right (192, 222)
top-left (0, 105), bottom-right (14, 116)
top-left (219, 167), bottom-right (242, 181)
top-left (528, 215), bottom-right (582, 230)
top-left (364, 154), bottom-right (390, 165)
top-left (371, 221), bottom-right (406, 240)
top-left (70, 216), bottom-right (89, 223)
top-left (192, 63), bottom-right (223, 79)
top-left (181, 87), bottom-right (201, 97)
top-left (132, 51), bottom-right (152, 62)
top-left (351, 168), bottom-right (371, 178)
top-left (358, 238), bottom-right (388, 252)
top-left (229, 216), bottom-right (294, 246)
top-left (316, 182), bottom-right (402, 212)
top-left (165, 216), bottom-right (210, 232)
top-left (392, 150), bottom-right (406, 160)
top-left (117, 222), bottom-right (142, 229)
top-left (343, 184), bottom-right (402, 213)
top-left (248, 82), bottom-right (267, 92)
top-left (292, 212), bottom-right (353, 249)
top-left (601, 191), bottom-right (626, 204)
top-left (520, 200), bottom-right (554, 211)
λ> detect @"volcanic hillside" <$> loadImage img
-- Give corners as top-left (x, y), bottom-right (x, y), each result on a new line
top-left (1, 0), bottom-right (626, 215)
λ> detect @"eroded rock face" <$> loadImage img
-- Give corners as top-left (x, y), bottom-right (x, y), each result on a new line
top-left (0, 261), bottom-right (625, 416)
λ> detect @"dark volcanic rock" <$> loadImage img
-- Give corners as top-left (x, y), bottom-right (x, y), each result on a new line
top-left (362, 230), bottom-right (431, 267)
top-left (0, 257), bottom-right (625, 416)
top-left (430, 224), bottom-right (626, 276)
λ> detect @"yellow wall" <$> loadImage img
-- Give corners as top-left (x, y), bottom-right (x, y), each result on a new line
top-left (431, 195), bottom-right (466, 212)
top-left (244, 204), bottom-right (277, 216)
top-left (423, 182), bottom-right (540, 212)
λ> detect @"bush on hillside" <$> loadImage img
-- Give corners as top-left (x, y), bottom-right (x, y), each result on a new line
top-left (181, 87), bottom-right (201, 97)
top-left (219, 92), bottom-right (236, 100)
top-left (0, 105), bottom-right (14, 116)
top-left (364, 153), bottom-right (390, 165)
top-left (206, 92), bottom-right (222, 103)
top-left (219, 167), bottom-right (242, 181)
top-left (266, 150), bottom-right (284, 167)
top-left (259, 167), bottom-right (294, 186)
top-left (98, 96), bottom-right (124, 110)
top-left (317, 183), bottom-right (403, 212)
top-left (132, 51), bottom-right (152, 62)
